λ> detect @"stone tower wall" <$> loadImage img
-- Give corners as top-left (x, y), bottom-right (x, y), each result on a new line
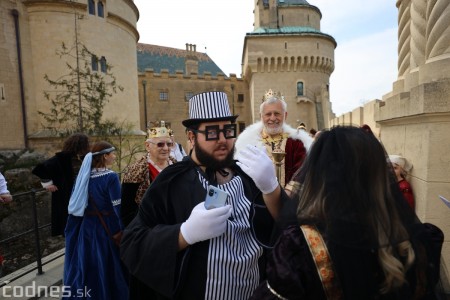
top-left (0, 0), bottom-right (140, 149)
top-left (243, 33), bottom-right (335, 130)
top-left (0, 1), bottom-right (26, 149)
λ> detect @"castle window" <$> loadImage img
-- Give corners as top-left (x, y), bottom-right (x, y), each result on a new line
top-left (91, 55), bottom-right (99, 71)
top-left (297, 82), bottom-right (304, 96)
top-left (0, 83), bottom-right (6, 101)
top-left (185, 92), bottom-right (193, 101)
top-left (237, 94), bottom-right (244, 103)
top-left (88, 0), bottom-right (95, 15)
top-left (100, 56), bottom-right (107, 73)
top-left (238, 122), bottom-right (246, 134)
top-left (97, 1), bottom-right (104, 18)
top-left (159, 91), bottom-right (169, 101)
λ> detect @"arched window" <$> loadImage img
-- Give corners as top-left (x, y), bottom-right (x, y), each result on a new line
top-left (100, 56), bottom-right (107, 73)
top-left (97, 1), bottom-right (104, 18)
top-left (88, 0), bottom-right (95, 15)
top-left (91, 55), bottom-right (99, 71)
top-left (297, 81), bottom-right (304, 96)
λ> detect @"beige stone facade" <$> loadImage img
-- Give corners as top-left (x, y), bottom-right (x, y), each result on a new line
top-left (331, 0), bottom-right (450, 271)
top-left (0, 0), bottom-right (26, 149)
top-left (138, 70), bottom-right (249, 151)
top-left (0, 0), bottom-right (140, 150)
top-left (242, 1), bottom-right (336, 131)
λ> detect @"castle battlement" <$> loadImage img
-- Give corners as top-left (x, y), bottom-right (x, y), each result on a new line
top-left (140, 69), bottom-right (243, 82)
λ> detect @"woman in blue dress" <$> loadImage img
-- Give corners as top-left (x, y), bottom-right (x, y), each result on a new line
top-left (63, 141), bottom-right (128, 299)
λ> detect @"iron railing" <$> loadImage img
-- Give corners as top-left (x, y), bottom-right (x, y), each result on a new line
top-left (0, 188), bottom-right (64, 288)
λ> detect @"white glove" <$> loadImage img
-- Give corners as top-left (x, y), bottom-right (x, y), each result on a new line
top-left (236, 145), bottom-right (279, 194)
top-left (180, 202), bottom-right (232, 245)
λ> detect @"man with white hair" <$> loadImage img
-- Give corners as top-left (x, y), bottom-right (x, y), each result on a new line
top-left (235, 89), bottom-right (312, 194)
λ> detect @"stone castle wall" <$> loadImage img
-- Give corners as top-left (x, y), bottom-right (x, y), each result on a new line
top-left (0, 0), bottom-right (141, 149)
top-left (138, 69), bottom-right (249, 149)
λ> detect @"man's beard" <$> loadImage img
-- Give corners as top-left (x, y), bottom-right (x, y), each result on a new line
top-left (194, 140), bottom-right (235, 171)
top-left (264, 123), bottom-right (283, 135)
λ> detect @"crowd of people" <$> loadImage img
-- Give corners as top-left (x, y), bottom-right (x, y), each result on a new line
top-left (2, 89), bottom-right (446, 299)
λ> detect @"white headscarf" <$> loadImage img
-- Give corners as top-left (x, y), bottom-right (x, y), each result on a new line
top-left (68, 153), bottom-right (93, 216)
top-left (388, 155), bottom-right (413, 173)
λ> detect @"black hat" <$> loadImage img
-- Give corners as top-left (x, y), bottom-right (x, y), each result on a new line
top-left (182, 91), bottom-right (239, 128)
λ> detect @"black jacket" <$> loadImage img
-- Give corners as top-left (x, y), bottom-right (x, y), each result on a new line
top-left (120, 157), bottom-right (287, 299)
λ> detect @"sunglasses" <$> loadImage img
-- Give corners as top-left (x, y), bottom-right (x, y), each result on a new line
top-left (148, 141), bottom-right (174, 148)
top-left (191, 124), bottom-right (237, 141)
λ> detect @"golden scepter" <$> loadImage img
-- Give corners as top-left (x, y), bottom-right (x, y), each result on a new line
top-left (272, 147), bottom-right (286, 184)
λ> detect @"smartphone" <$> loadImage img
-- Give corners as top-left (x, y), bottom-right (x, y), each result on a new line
top-left (204, 185), bottom-right (230, 210)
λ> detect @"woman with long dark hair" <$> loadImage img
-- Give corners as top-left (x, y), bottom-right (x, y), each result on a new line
top-left (63, 141), bottom-right (128, 300)
top-left (32, 133), bottom-right (90, 236)
top-left (251, 126), bottom-right (444, 299)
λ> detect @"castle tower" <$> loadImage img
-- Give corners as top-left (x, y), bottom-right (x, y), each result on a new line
top-left (242, 0), bottom-right (336, 130)
top-left (0, 0), bottom-right (140, 149)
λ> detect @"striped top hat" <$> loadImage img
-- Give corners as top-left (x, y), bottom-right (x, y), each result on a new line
top-left (182, 91), bottom-right (238, 127)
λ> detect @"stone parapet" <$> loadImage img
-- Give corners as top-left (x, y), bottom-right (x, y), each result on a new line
top-left (376, 79), bottom-right (450, 121)
top-left (329, 99), bottom-right (382, 138)
top-left (141, 68), bottom-right (240, 82)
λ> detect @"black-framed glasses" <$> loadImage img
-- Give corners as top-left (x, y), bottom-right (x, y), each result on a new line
top-left (192, 124), bottom-right (237, 141)
top-left (148, 141), bottom-right (174, 148)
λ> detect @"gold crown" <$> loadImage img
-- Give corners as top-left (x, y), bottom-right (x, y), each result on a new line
top-left (147, 120), bottom-right (171, 139)
top-left (262, 89), bottom-right (285, 102)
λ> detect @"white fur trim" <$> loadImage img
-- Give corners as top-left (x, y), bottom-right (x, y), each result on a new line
top-left (234, 121), bottom-right (313, 157)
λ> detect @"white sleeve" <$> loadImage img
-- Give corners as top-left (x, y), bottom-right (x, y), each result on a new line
top-left (41, 180), bottom-right (54, 188)
top-left (0, 172), bottom-right (10, 194)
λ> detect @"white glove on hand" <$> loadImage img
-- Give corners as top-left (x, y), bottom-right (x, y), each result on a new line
top-left (180, 202), bottom-right (232, 245)
top-left (236, 145), bottom-right (279, 194)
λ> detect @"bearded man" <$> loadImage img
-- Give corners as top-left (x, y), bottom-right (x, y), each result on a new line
top-left (235, 89), bottom-right (313, 194)
top-left (121, 91), bottom-right (289, 300)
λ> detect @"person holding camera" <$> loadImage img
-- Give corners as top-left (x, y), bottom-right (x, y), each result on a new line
top-left (121, 91), bottom-right (289, 300)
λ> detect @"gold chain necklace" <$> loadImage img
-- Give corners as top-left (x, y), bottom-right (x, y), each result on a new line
top-left (262, 131), bottom-right (289, 151)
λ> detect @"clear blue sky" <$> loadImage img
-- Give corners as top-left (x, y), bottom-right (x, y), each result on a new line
top-left (134, 0), bottom-right (398, 116)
